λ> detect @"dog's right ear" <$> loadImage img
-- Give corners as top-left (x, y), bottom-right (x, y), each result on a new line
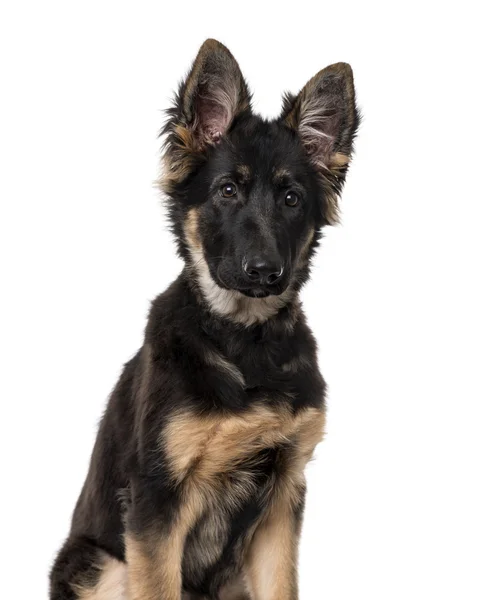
top-left (180, 39), bottom-right (251, 146)
top-left (161, 39), bottom-right (251, 193)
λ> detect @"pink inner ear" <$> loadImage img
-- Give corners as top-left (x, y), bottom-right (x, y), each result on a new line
top-left (202, 105), bottom-right (227, 143)
top-left (196, 84), bottom-right (238, 145)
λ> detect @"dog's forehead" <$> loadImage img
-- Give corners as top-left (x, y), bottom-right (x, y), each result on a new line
top-left (219, 119), bottom-right (309, 182)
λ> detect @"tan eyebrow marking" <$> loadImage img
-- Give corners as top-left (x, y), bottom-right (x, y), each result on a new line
top-left (236, 164), bottom-right (251, 183)
top-left (272, 168), bottom-right (292, 184)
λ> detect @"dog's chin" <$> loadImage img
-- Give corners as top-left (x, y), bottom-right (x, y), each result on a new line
top-left (224, 282), bottom-right (281, 299)
top-left (214, 272), bottom-right (284, 299)
top-left (239, 288), bottom-right (272, 298)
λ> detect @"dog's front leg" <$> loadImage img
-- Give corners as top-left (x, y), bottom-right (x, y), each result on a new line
top-left (126, 496), bottom-right (202, 600)
top-left (123, 346), bottom-right (208, 600)
top-left (126, 530), bottom-right (182, 600)
top-left (244, 485), bottom-right (306, 600)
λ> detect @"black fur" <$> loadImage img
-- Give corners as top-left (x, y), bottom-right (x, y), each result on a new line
top-left (50, 39), bottom-right (359, 600)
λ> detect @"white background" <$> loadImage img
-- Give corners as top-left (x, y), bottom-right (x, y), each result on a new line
top-left (1, 1), bottom-right (501, 598)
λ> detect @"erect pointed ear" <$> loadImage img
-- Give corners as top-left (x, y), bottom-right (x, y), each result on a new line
top-left (161, 39), bottom-right (251, 193)
top-left (181, 39), bottom-right (251, 144)
top-left (281, 63), bottom-right (360, 224)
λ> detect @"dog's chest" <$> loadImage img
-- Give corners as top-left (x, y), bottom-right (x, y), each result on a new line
top-left (163, 403), bottom-right (325, 588)
top-left (163, 403), bottom-right (325, 490)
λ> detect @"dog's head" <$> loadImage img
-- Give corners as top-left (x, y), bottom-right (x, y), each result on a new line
top-left (161, 40), bottom-right (359, 321)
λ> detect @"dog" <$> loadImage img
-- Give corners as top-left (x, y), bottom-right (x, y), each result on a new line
top-left (50, 39), bottom-right (359, 600)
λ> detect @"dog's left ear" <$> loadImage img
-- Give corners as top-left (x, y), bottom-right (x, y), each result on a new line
top-left (161, 39), bottom-right (251, 193)
top-left (282, 64), bottom-right (359, 224)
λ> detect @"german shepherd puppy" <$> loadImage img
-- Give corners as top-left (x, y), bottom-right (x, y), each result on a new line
top-left (50, 39), bottom-right (359, 600)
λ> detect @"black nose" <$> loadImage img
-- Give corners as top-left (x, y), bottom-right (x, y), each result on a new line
top-left (243, 256), bottom-right (284, 286)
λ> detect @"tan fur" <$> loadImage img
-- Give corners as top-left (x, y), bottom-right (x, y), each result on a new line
top-left (220, 575), bottom-right (251, 600)
top-left (126, 490), bottom-right (205, 600)
top-left (159, 125), bottom-right (199, 193)
top-left (164, 403), bottom-right (325, 512)
top-left (244, 498), bottom-right (298, 600)
top-left (318, 173), bottom-right (340, 225)
top-left (272, 168), bottom-right (292, 184)
top-left (185, 207), bottom-right (203, 250)
top-left (292, 406), bottom-right (327, 475)
top-left (319, 151), bottom-right (350, 224)
top-left (127, 533), bottom-right (179, 600)
top-left (298, 227), bottom-right (315, 266)
top-left (243, 408), bottom-right (326, 600)
top-left (236, 164), bottom-right (252, 183)
top-left (74, 399), bottom-right (325, 600)
top-left (153, 406), bottom-right (324, 599)
top-left (184, 208), bottom-right (294, 326)
top-left (73, 555), bottom-right (128, 600)
top-left (165, 404), bottom-right (290, 484)
top-left (332, 151), bottom-right (350, 168)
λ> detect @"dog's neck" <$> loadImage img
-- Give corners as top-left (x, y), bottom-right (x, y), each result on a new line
top-left (185, 251), bottom-right (298, 328)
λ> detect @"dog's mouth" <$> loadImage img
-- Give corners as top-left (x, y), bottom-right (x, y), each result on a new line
top-left (238, 288), bottom-right (272, 298)
top-left (214, 270), bottom-right (285, 298)
top-left (218, 277), bottom-right (282, 298)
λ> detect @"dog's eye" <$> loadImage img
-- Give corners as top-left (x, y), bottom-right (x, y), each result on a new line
top-left (285, 191), bottom-right (299, 207)
top-left (220, 183), bottom-right (237, 198)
